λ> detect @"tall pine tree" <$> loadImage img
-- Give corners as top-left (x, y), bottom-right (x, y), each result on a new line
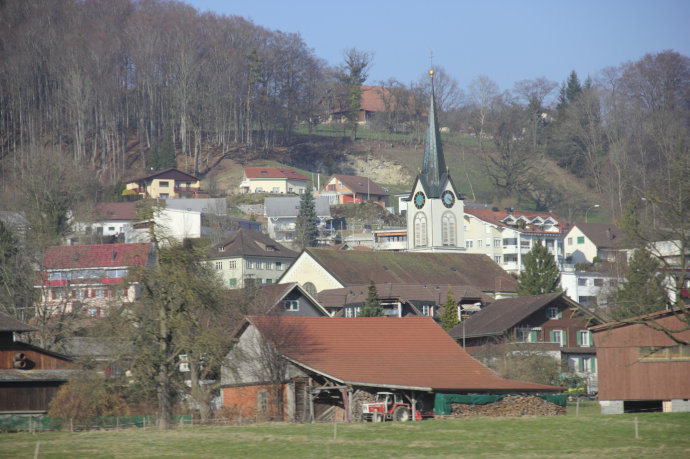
top-left (517, 239), bottom-right (561, 296)
top-left (360, 280), bottom-right (383, 317)
top-left (440, 286), bottom-right (459, 331)
top-left (294, 185), bottom-right (319, 250)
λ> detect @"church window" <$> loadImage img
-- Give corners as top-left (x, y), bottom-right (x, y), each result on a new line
top-left (442, 212), bottom-right (456, 246)
top-left (414, 213), bottom-right (427, 247)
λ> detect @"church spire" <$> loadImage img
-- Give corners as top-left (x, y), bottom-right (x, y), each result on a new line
top-left (421, 69), bottom-right (448, 198)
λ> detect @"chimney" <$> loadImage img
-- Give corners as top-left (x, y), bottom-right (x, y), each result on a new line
top-left (111, 249), bottom-right (116, 262)
top-left (606, 228), bottom-right (611, 239)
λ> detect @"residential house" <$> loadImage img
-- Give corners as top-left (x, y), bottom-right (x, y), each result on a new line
top-left (372, 228), bottom-right (407, 251)
top-left (592, 309), bottom-right (690, 414)
top-left (463, 206), bottom-right (566, 274)
top-left (220, 316), bottom-right (563, 422)
top-left (316, 283), bottom-right (487, 319)
top-left (449, 292), bottom-right (605, 395)
top-left (73, 202), bottom-right (137, 243)
top-left (227, 282), bottom-right (330, 317)
top-left (278, 248), bottom-right (518, 299)
top-left (0, 313), bottom-right (75, 413)
top-left (239, 167), bottom-right (309, 195)
top-left (264, 196), bottom-right (332, 247)
top-left (319, 174), bottom-right (389, 206)
top-left (208, 229), bottom-right (298, 289)
top-left (127, 207), bottom-right (201, 243)
top-left (125, 168), bottom-right (202, 199)
top-left (561, 266), bottom-right (621, 309)
top-left (563, 223), bottom-right (625, 265)
top-left (37, 242), bottom-right (154, 316)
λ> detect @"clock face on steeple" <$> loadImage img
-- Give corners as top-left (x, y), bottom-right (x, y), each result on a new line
top-left (442, 190), bottom-right (455, 208)
top-left (414, 191), bottom-right (426, 209)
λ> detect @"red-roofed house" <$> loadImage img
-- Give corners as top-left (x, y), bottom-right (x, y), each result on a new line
top-left (319, 174), bottom-right (389, 206)
top-left (221, 316), bottom-right (563, 422)
top-left (239, 167), bottom-right (309, 195)
top-left (125, 168), bottom-right (202, 199)
top-left (37, 243), bottom-right (154, 316)
top-left (463, 206), bottom-right (567, 274)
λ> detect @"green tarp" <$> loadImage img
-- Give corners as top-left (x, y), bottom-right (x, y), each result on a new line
top-left (433, 393), bottom-right (567, 415)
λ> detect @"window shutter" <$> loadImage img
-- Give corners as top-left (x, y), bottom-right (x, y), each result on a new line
top-left (578, 358), bottom-right (584, 372)
top-left (549, 330), bottom-right (555, 342)
top-left (589, 331), bottom-right (593, 346)
top-left (558, 309), bottom-right (562, 319)
top-left (591, 357), bottom-right (596, 372)
top-left (530, 331), bottom-right (537, 343)
top-left (562, 330), bottom-right (567, 346)
top-left (577, 331), bottom-right (582, 346)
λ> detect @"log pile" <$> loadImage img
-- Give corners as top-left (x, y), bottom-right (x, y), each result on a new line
top-left (450, 395), bottom-right (566, 417)
top-left (351, 390), bottom-right (375, 420)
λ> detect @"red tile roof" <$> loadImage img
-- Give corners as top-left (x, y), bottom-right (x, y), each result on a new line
top-left (464, 208), bottom-right (565, 234)
top-left (245, 316), bottom-right (561, 392)
top-left (43, 243), bottom-right (152, 269)
top-left (244, 167), bottom-right (309, 181)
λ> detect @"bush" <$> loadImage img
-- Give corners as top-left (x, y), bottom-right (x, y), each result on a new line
top-left (48, 376), bottom-right (129, 421)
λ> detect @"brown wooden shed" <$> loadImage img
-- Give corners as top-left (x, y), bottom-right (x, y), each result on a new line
top-left (591, 309), bottom-right (690, 414)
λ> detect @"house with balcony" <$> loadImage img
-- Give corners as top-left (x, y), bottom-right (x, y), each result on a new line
top-left (125, 168), bottom-right (202, 199)
top-left (36, 242), bottom-right (154, 316)
top-left (463, 206), bottom-right (566, 274)
top-left (239, 167), bottom-right (309, 195)
top-left (449, 292), bottom-right (605, 395)
top-left (264, 196), bottom-right (332, 248)
top-left (319, 174), bottom-right (389, 206)
top-left (561, 265), bottom-right (621, 309)
top-left (372, 228), bottom-right (407, 251)
top-left (563, 223), bottom-right (625, 265)
top-left (208, 229), bottom-right (298, 289)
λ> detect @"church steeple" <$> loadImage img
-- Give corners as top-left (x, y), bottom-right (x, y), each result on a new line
top-left (420, 69), bottom-right (448, 198)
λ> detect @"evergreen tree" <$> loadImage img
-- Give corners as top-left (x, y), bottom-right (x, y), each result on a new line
top-left (360, 280), bottom-right (383, 317)
top-left (611, 248), bottom-right (668, 320)
top-left (517, 239), bottom-right (562, 296)
top-left (294, 185), bottom-right (319, 249)
top-left (338, 48), bottom-right (371, 140)
top-left (160, 124), bottom-right (177, 169)
top-left (440, 286), bottom-right (459, 331)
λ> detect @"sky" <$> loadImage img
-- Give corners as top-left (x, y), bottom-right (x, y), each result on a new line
top-left (185, 0), bottom-right (690, 102)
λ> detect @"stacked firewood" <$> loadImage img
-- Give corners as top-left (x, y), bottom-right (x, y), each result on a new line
top-left (351, 391), bottom-right (375, 420)
top-left (450, 395), bottom-right (566, 417)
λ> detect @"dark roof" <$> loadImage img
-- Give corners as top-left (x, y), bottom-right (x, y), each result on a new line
top-left (244, 167), bottom-right (308, 181)
top-left (243, 316), bottom-right (561, 392)
top-left (329, 174), bottom-right (389, 197)
top-left (211, 229), bottom-right (298, 260)
top-left (316, 284), bottom-right (487, 309)
top-left (574, 223), bottom-right (624, 249)
top-left (305, 249), bottom-right (517, 293)
top-left (0, 313), bottom-right (37, 333)
top-left (227, 282), bottom-right (329, 316)
top-left (94, 202), bottom-right (137, 221)
top-left (129, 167), bottom-right (199, 183)
top-left (448, 293), bottom-right (601, 339)
top-left (449, 292), bottom-right (563, 338)
top-left (43, 243), bottom-right (152, 269)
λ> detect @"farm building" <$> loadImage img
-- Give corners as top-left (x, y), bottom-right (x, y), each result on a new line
top-left (220, 316), bottom-right (563, 422)
top-left (592, 309), bottom-right (690, 414)
top-left (0, 314), bottom-right (75, 413)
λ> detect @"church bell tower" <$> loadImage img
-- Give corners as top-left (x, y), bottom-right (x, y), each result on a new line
top-left (406, 70), bottom-right (465, 252)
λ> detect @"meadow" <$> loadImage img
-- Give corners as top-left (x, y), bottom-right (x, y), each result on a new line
top-left (2, 404), bottom-right (689, 458)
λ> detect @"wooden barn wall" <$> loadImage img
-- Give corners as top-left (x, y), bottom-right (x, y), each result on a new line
top-left (0, 347), bottom-right (73, 370)
top-left (594, 314), bottom-right (690, 401)
top-left (0, 383), bottom-right (63, 412)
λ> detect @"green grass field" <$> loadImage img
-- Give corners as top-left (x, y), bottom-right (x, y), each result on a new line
top-left (2, 407), bottom-right (689, 458)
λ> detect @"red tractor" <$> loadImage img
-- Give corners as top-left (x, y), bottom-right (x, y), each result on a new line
top-left (360, 392), bottom-right (422, 422)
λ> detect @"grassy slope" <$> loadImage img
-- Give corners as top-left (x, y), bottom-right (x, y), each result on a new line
top-left (200, 127), bottom-right (603, 222)
top-left (3, 410), bottom-right (689, 458)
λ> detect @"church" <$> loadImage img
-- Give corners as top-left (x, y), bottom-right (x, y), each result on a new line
top-left (405, 70), bottom-right (465, 252)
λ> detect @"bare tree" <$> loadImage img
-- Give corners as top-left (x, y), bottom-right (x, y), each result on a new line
top-left (466, 75), bottom-right (500, 153)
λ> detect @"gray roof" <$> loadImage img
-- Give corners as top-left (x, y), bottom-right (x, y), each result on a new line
top-left (264, 196), bottom-right (331, 218)
top-left (573, 223), bottom-right (625, 249)
top-left (0, 369), bottom-right (75, 382)
top-left (210, 229), bottom-right (299, 260)
top-left (165, 198), bottom-right (227, 216)
top-left (0, 313), bottom-right (37, 333)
